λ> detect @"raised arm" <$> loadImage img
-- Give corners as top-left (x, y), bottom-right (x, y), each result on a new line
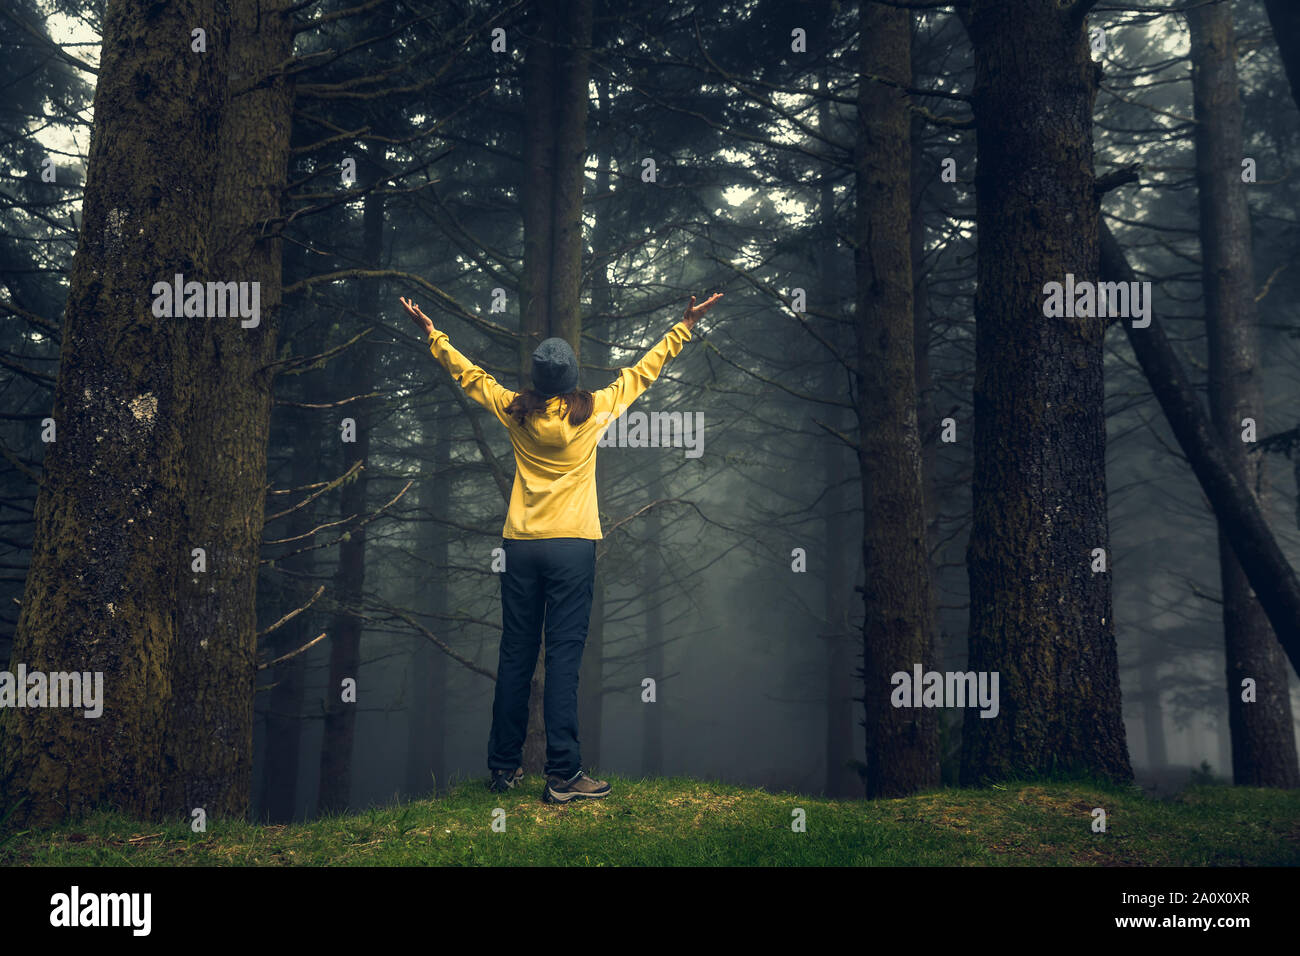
top-left (594, 293), bottom-right (722, 419)
top-left (401, 297), bottom-right (515, 425)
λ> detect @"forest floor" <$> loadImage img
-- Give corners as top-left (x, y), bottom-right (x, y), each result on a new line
top-left (2, 775), bottom-right (1297, 865)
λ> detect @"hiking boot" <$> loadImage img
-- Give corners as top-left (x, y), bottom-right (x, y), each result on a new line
top-left (543, 770), bottom-right (611, 803)
top-left (488, 767), bottom-right (524, 793)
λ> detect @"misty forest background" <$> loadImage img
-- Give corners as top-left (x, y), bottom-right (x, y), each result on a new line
top-left (1, 0), bottom-right (1300, 828)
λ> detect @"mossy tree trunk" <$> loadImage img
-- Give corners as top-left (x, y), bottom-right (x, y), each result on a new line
top-left (163, 0), bottom-right (295, 818)
top-left (854, 2), bottom-right (940, 798)
top-left (0, 0), bottom-right (235, 826)
top-left (960, 0), bottom-right (1132, 785)
top-left (1189, 0), bottom-right (1299, 789)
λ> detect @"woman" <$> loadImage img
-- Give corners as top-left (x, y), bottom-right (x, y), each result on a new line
top-left (400, 292), bottom-right (723, 803)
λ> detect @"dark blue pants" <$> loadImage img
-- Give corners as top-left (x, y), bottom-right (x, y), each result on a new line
top-left (488, 536), bottom-right (596, 778)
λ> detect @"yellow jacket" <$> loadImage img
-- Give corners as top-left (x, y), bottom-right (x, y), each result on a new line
top-left (426, 321), bottom-right (693, 539)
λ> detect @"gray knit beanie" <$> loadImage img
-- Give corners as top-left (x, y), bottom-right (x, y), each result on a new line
top-left (530, 337), bottom-right (579, 398)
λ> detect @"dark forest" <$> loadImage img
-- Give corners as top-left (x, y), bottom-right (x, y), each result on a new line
top-left (1, 0), bottom-right (1298, 910)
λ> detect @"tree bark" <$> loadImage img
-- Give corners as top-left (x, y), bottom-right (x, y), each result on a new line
top-left (855, 1), bottom-right (940, 798)
top-left (911, 75), bottom-right (940, 566)
top-left (961, 0), bottom-right (1132, 785)
top-left (1189, 0), bottom-right (1299, 789)
top-left (165, 0), bottom-right (295, 817)
top-left (0, 0), bottom-right (232, 827)
top-left (909, 38), bottom-right (945, 781)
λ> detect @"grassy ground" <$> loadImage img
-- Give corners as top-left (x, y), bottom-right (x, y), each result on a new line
top-left (2, 774), bottom-right (1297, 866)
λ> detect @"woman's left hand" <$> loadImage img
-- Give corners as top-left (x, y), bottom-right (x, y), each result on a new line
top-left (400, 296), bottom-right (435, 337)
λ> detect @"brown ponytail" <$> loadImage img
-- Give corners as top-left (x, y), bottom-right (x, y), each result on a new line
top-left (505, 388), bottom-right (595, 428)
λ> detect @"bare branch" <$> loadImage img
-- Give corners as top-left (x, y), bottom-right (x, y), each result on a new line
top-left (258, 585), bottom-right (326, 638)
top-left (1095, 162), bottom-right (1143, 195)
top-left (0, 299), bottom-right (59, 338)
top-left (1, 7), bottom-right (98, 74)
top-left (381, 604), bottom-right (496, 681)
top-left (812, 418), bottom-right (860, 451)
top-left (0, 434), bottom-right (41, 487)
top-left (257, 631), bottom-right (327, 671)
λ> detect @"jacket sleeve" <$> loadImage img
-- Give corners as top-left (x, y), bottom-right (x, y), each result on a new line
top-left (594, 320), bottom-right (693, 420)
top-left (427, 328), bottom-right (515, 425)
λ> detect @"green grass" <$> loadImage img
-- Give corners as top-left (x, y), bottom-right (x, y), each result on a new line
top-left (2, 774), bottom-right (1297, 866)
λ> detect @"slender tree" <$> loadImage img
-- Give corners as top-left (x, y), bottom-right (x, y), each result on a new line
top-left (813, 64), bottom-right (857, 799)
top-left (855, 1), bottom-right (940, 797)
top-left (406, 413), bottom-right (450, 797)
top-left (1101, 220), bottom-right (1300, 676)
top-left (1138, 654), bottom-right (1168, 770)
top-left (318, 146), bottom-right (385, 814)
top-left (259, 400), bottom-right (321, 822)
top-left (1189, 0), bottom-right (1299, 788)
top-left (641, 468), bottom-right (666, 775)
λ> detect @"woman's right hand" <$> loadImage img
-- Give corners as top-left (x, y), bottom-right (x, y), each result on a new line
top-left (400, 296), bottom-right (435, 337)
top-left (682, 292), bottom-right (723, 332)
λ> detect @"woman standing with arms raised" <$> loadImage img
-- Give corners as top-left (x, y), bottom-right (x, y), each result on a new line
top-left (400, 292), bottom-right (723, 803)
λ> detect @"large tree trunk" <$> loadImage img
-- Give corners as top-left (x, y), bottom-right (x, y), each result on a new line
top-left (165, 0), bottom-right (295, 817)
top-left (1101, 222), bottom-right (1300, 675)
top-left (854, 2), bottom-right (940, 798)
top-left (317, 159), bottom-right (384, 814)
top-left (960, 0), bottom-right (1132, 785)
top-left (0, 0), bottom-right (232, 827)
top-left (1189, 1), bottom-right (1299, 789)
top-left (519, 0), bottom-right (594, 774)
